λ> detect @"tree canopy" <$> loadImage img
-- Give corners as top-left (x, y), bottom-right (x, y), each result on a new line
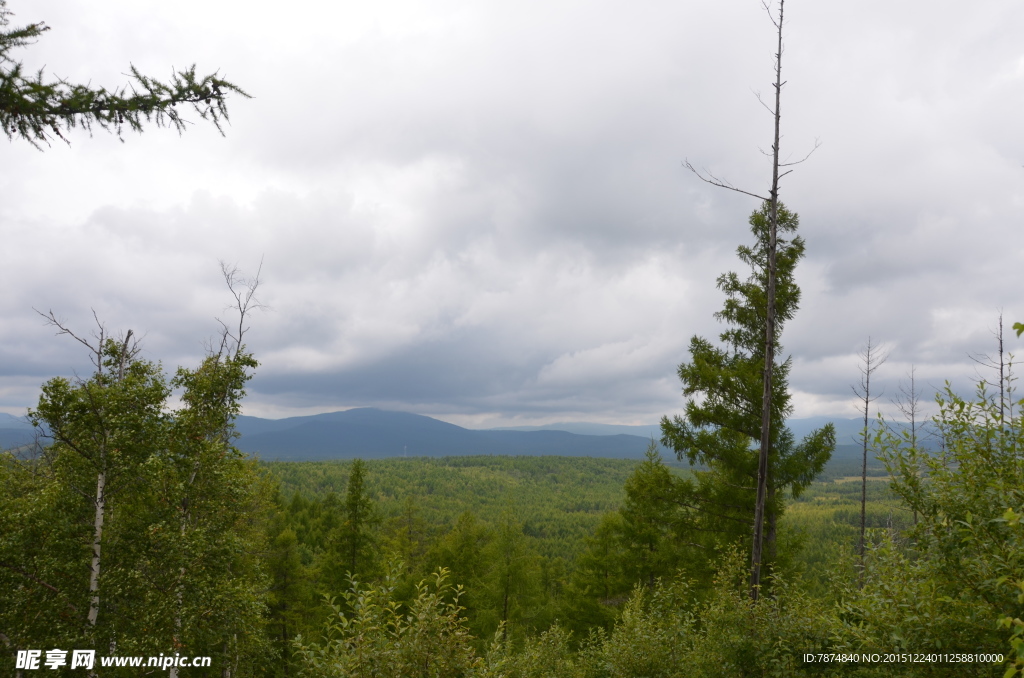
top-left (661, 201), bottom-right (834, 575)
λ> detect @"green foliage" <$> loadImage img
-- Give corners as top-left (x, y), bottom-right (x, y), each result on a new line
top-left (293, 567), bottom-right (482, 678)
top-left (560, 511), bottom-right (627, 632)
top-left (826, 380), bottom-right (1024, 676)
top-left (0, 0), bottom-right (248, 147)
top-left (599, 576), bottom-right (695, 677)
top-left (618, 444), bottom-right (685, 588)
top-left (779, 477), bottom-right (907, 596)
top-left (661, 201), bottom-right (835, 571)
top-left (0, 452), bottom-right (89, 653)
top-left (331, 458), bottom-right (379, 580)
top-left (558, 444), bottom-right (701, 631)
top-left (485, 623), bottom-right (599, 678)
top-left (266, 525), bottom-right (311, 672)
top-left (266, 455), bottom-right (651, 563)
top-left (0, 335), bottom-right (272, 676)
top-left (475, 512), bottom-right (544, 643)
top-left (425, 511), bottom-right (491, 621)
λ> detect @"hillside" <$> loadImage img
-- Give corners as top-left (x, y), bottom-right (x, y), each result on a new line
top-left (235, 409), bottom-right (896, 475)
top-left (234, 408), bottom-right (657, 460)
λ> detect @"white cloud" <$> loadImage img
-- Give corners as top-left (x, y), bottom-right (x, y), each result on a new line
top-left (2, 0), bottom-right (1022, 426)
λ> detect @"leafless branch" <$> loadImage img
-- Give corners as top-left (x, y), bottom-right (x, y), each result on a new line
top-left (35, 308), bottom-right (104, 373)
top-left (779, 138), bottom-right (822, 167)
top-left (34, 309), bottom-right (140, 377)
top-left (683, 160), bottom-right (769, 201)
top-left (762, 0), bottom-right (783, 29)
top-left (751, 88), bottom-right (774, 115)
top-left (214, 258), bottom-right (267, 359)
top-left (852, 338), bottom-right (890, 408)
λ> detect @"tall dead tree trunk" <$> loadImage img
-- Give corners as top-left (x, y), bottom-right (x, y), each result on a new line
top-left (684, 0), bottom-right (818, 600)
top-left (750, 3), bottom-right (784, 593)
top-left (892, 365), bottom-right (924, 525)
top-left (970, 313), bottom-right (1010, 438)
top-left (853, 337), bottom-right (887, 580)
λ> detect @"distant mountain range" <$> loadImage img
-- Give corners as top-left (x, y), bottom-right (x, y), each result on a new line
top-left (0, 407), bottom-right (918, 463)
top-left (233, 409), bottom-right (657, 461)
top-left (232, 408), bottom-right (890, 462)
top-left (493, 416), bottom-right (878, 445)
top-left (0, 412), bottom-right (36, 450)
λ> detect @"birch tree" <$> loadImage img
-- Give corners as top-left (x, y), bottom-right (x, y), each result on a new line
top-left (2, 265), bottom-right (272, 676)
top-left (28, 317), bottom-right (168, 657)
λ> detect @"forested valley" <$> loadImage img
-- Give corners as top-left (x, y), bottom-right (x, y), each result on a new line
top-left (4, 390), bottom-right (1021, 677)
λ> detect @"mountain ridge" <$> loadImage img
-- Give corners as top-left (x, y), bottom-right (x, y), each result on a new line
top-left (231, 408), bottom-right (895, 462)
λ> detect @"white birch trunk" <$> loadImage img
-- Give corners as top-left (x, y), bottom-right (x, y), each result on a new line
top-left (87, 469), bottom-right (106, 626)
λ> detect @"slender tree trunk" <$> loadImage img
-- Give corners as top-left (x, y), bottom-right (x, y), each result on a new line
top-left (501, 575), bottom-right (510, 644)
top-left (765, 471), bottom-right (778, 564)
top-left (169, 462), bottom-right (200, 678)
top-left (999, 314), bottom-right (1005, 425)
top-left (859, 385), bottom-right (869, 569)
top-left (750, 0), bottom-right (785, 602)
top-left (87, 469), bottom-right (106, 627)
top-left (168, 582), bottom-right (184, 678)
top-left (85, 466), bottom-right (106, 678)
top-left (854, 337), bottom-right (886, 582)
top-left (909, 367), bottom-right (918, 526)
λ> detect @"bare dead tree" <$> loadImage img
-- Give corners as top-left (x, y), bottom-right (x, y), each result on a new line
top-left (891, 365), bottom-right (923, 448)
top-left (852, 337), bottom-right (888, 578)
top-left (210, 258), bottom-right (266, 361)
top-left (683, 0), bottom-right (818, 601)
top-left (969, 312), bottom-right (1011, 432)
top-left (890, 365), bottom-right (926, 525)
top-left (892, 366), bottom-right (925, 524)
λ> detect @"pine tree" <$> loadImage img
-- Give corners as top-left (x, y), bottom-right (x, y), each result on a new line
top-left (477, 512), bottom-right (542, 643)
top-left (266, 527), bottom-right (309, 676)
top-left (560, 511), bottom-right (626, 635)
top-left (426, 510), bottom-right (491, 635)
top-left (323, 459), bottom-right (379, 591)
top-left (0, 0), bottom-right (247, 147)
top-left (342, 459), bottom-right (376, 575)
top-left (618, 444), bottom-right (682, 589)
top-left (660, 201), bottom-right (834, 577)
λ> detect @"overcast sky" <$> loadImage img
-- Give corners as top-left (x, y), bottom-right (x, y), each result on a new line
top-left (2, 0), bottom-right (1022, 428)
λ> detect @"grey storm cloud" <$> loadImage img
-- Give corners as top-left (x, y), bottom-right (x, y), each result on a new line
top-left (2, 0), bottom-right (1023, 426)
